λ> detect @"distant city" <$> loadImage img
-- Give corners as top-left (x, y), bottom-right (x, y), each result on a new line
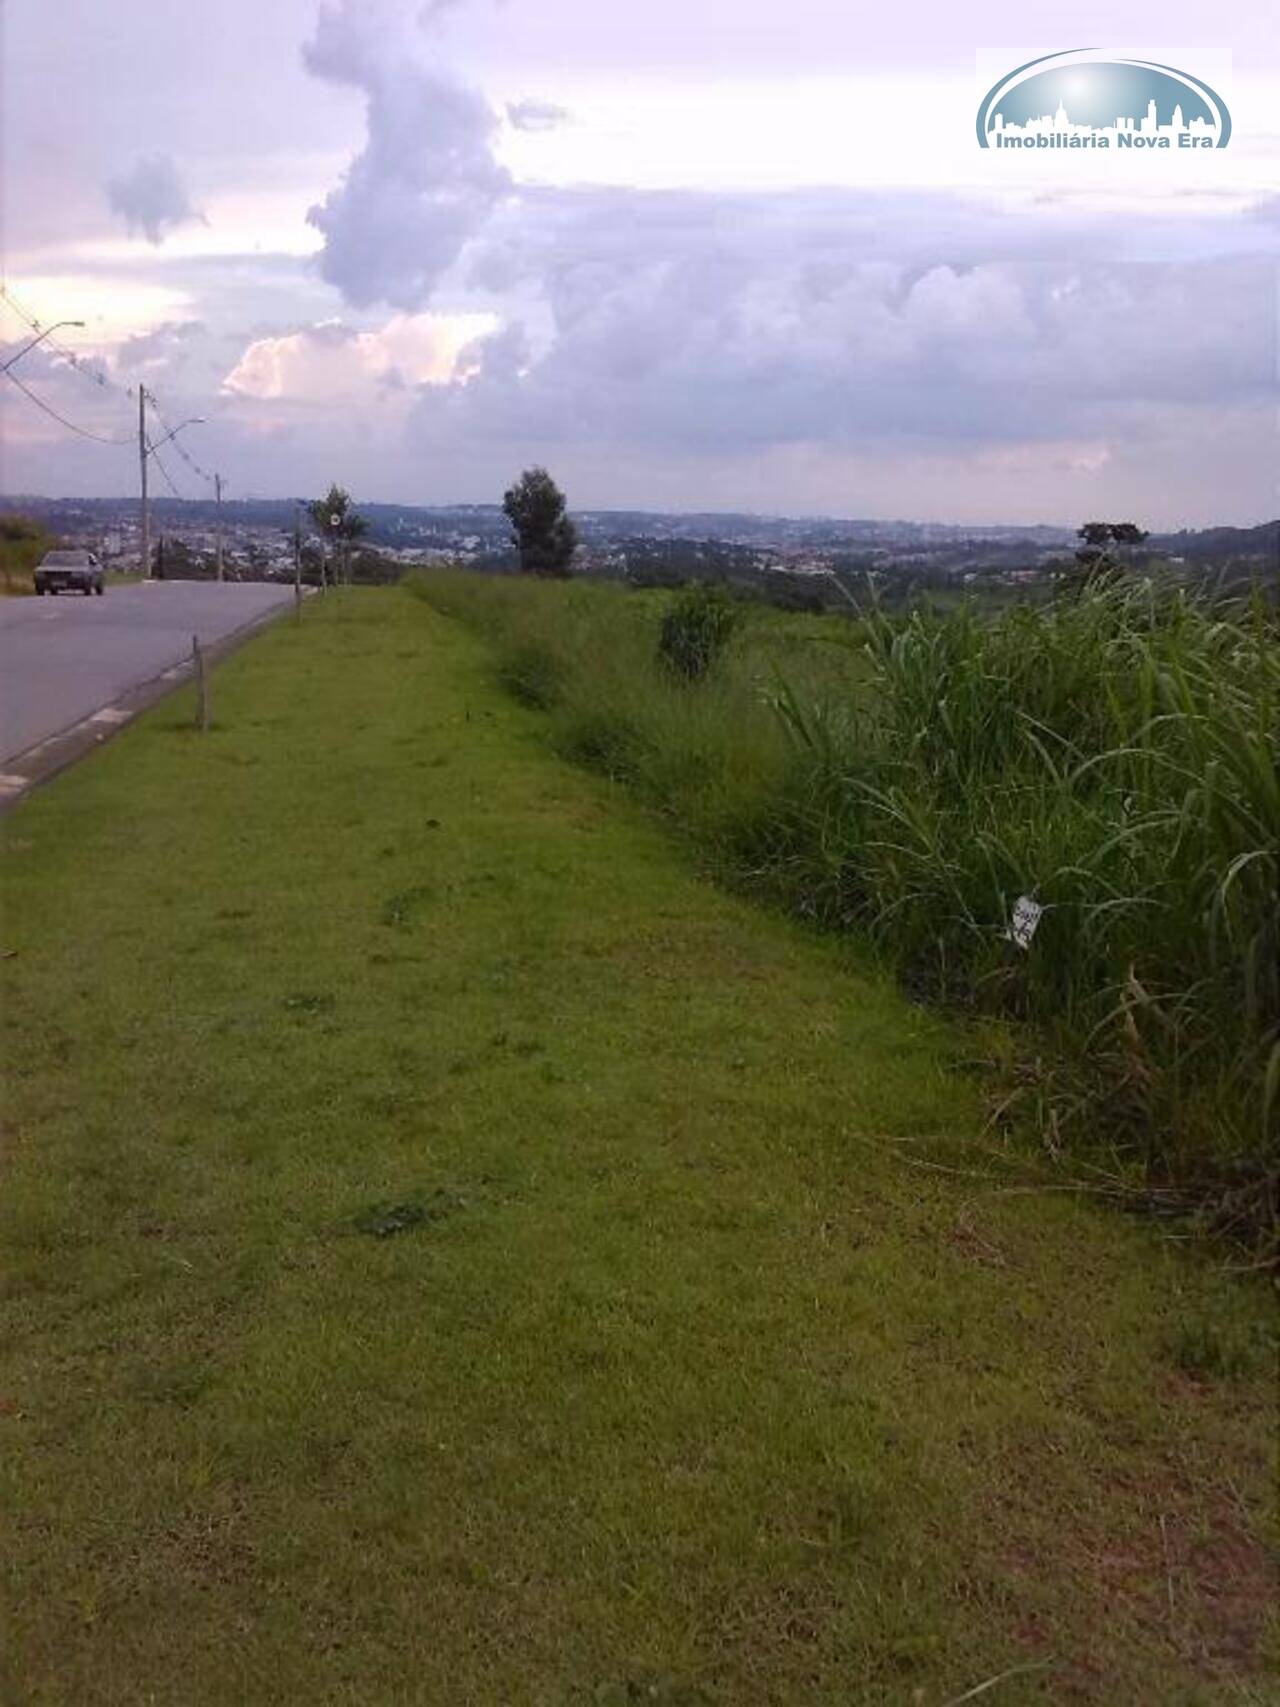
top-left (1, 494), bottom-right (1274, 609)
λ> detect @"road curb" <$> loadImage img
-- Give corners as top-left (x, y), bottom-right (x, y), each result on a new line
top-left (0, 590), bottom-right (310, 815)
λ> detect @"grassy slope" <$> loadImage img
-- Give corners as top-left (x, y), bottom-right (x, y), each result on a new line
top-left (409, 573), bottom-right (1279, 1231)
top-left (0, 589), bottom-right (1273, 1705)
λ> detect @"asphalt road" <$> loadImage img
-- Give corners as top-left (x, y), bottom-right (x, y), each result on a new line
top-left (0, 581), bottom-right (295, 765)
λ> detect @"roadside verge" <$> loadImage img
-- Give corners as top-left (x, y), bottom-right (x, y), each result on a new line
top-left (0, 590), bottom-right (308, 814)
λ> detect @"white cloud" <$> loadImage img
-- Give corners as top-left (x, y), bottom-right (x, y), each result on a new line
top-left (221, 312), bottom-right (499, 403)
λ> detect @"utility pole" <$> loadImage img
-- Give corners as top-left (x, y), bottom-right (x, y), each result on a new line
top-left (214, 472), bottom-right (224, 582)
top-left (138, 386), bottom-right (151, 580)
top-left (136, 399), bottom-right (204, 581)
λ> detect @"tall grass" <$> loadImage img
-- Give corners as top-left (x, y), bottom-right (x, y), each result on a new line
top-left (410, 570), bottom-right (1279, 1253)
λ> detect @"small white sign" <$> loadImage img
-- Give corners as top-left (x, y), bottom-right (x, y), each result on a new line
top-left (1005, 895), bottom-right (1044, 950)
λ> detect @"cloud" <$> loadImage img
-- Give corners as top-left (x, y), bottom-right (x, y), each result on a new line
top-left (506, 99), bottom-right (571, 133)
top-left (418, 187), bottom-right (1276, 468)
top-left (117, 320), bottom-right (208, 372)
top-left (296, 4), bottom-right (1276, 515)
top-left (221, 311), bottom-right (498, 404)
top-left (302, 0), bottom-right (511, 311)
top-left (106, 155), bottom-right (203, 244)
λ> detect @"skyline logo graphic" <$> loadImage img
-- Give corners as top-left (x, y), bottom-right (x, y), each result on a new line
top-left (977, 51), bottom-right (1231, 151)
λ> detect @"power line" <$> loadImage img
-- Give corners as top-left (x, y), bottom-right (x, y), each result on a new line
top-left (170, 433), bottom-right (217, 487)
top-left (148, 438), bottom-right (185, 499)
top-left (6, 288), bottom-right (229, 588)
top-left (150, 397), bottom-right (217, 487)
top-left (1, 366), bottom-right (133, 446)
top-left (0, 284), bottom-right (138, 401)
top-left (2, 287), bottom-right (217, 482)
top-left (1, 284), bottom-right (139, 448)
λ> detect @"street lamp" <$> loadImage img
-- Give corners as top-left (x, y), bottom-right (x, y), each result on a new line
top-left (149, 415), bottom-right (206, 452)
top-left (1, 320), bottom-right (87, 375)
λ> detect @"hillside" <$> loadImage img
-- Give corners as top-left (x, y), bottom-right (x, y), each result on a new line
top-left (0, 587), bottom-right (1273, 1703)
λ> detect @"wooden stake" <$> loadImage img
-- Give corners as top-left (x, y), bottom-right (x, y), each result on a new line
top-left (193, 634), bottom-right (210, 732)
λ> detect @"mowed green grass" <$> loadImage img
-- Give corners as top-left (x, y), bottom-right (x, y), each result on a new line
top-left (0, 589), bottom-right (1274, 1705)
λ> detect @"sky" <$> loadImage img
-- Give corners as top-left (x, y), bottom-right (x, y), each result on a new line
top-left (1, 0), bottom-right (1276, 526)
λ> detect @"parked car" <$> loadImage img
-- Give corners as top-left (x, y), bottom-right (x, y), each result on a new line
top-left (34, 549), bottom-right (105, 596)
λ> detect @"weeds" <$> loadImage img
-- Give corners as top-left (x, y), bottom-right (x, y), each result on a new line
top-left (658, 581), bottom-right (740, 680)
top-left (408, 570), bottom-right (1279, 1256)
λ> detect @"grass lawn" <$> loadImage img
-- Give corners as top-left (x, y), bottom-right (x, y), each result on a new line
top-left (0, 587), bottom-right (1274, 1705)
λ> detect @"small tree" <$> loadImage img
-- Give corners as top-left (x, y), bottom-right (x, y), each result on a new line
top-left (309, 485), bottom-right (367, 587)
top-left (1065, 520), bottom-right (1149, 595)
top-left (502, 467), bottom-right (577, 576)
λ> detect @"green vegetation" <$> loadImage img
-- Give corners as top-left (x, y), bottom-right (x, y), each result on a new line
top-left (503, 465), bottom-right (578, 576)
top-left (308, 483), bottom-right (368, 590)
top-left (0, 513), bottom-right (58, 595)
top-left (2, 589), bottom-right (1273, 1701)
top-left (659, 581), bottom-right (741, 680)
top-left (409, 572), bottom-right (1279, 1258)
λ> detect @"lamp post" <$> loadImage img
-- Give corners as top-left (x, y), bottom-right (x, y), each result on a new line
top-left (0, 320), bottom-right (86, 375)
top-left (150, 415), bottom-right (206, 453)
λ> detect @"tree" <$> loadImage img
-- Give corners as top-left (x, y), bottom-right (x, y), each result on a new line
top-left (1109, 523), bottom-right (1150, 567)
top-left (502, 467), bottom-right (577, 576)
top-left (1066, 520), bottom-right (1150, 594)
top-left (309, 485), bottom-right (367, 587)
top-left (155, 536), bottom-right (204, 580)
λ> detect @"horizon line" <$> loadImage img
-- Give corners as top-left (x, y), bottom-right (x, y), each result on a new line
top-left (2, 492), bottom-right (1276, 536)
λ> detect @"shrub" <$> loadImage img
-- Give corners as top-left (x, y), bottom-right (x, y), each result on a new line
top-left (557, 706), bottom-right (649, 779)
top-left (658, 583), bottom-right (740, 681)
top-left (0, 514), bottom-right (59, 596)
